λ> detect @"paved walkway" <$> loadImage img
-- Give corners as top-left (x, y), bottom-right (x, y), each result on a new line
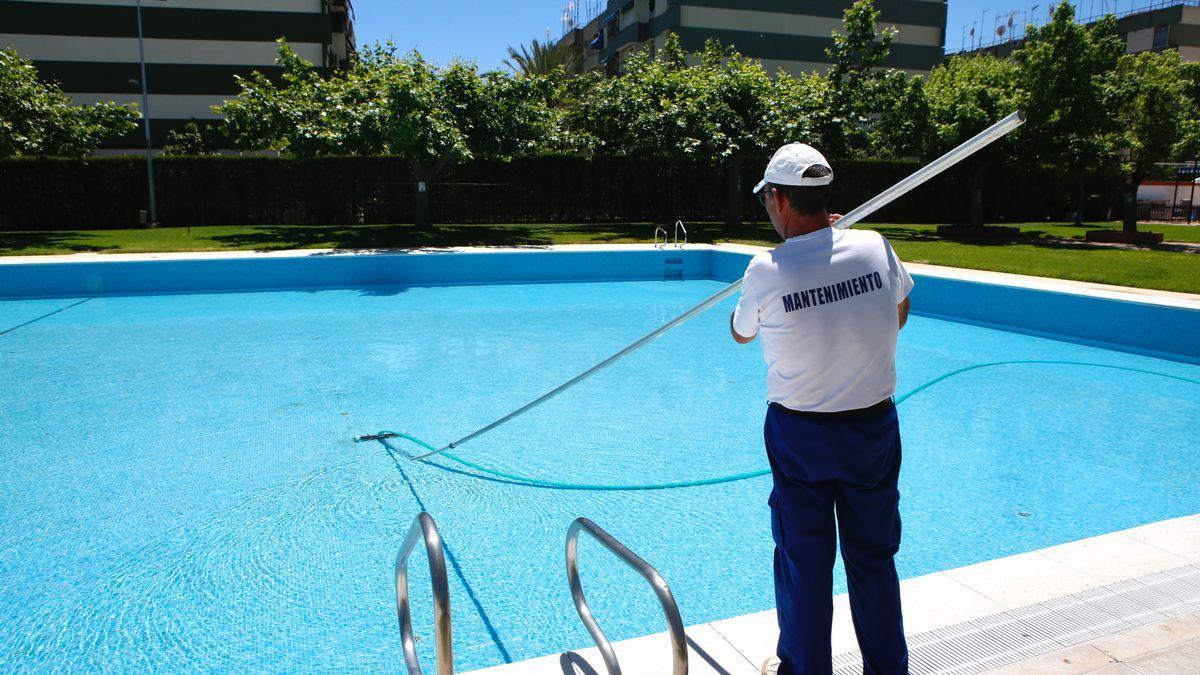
top-left (989, 615), bottom-right (1200, 673)
top-left (466, 515), bottom-right (1200, 674)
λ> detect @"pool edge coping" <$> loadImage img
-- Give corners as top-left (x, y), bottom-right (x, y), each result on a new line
top-left (1, 242), bottom-right (1197, 311)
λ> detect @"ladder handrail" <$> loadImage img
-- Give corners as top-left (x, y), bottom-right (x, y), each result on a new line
top-left (673, 220), bottom-right (687, 248)
top-left (396, 512), bottom-right (454, 675)
top-left (654, 226), bottom-right (668, 248)
top-left (565, 517), bottom-right (688, 675)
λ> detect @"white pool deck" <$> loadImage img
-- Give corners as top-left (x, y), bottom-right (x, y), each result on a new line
top-left (5, 244), bottom-right (1198, 673)
top-left (467, 515), bottom-right (1200, 675)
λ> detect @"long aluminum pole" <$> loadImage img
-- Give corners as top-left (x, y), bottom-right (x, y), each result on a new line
top-left (411, 111), bottom-right (1027, 461)
top-left (136, 0), bottom-right (158, 226)
top-left (833, 111), bottom-right (1026, 231)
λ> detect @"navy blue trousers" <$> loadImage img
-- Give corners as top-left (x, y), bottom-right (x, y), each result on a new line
top-left (765, 401), bottom-right (908, 675)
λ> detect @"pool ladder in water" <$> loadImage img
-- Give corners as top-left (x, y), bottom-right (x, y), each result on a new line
top-left (394, 512), bottom-right (688, 675)
top-left (655, 221), bottom-right (688, 281)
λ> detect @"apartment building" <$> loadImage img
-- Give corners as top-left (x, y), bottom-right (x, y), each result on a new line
top-left (954, 2), bottom-right (1200, 62)
top-left (558, 0), bottom-right (948, 77)
top-left (0, 0), bottom-right (355, 150)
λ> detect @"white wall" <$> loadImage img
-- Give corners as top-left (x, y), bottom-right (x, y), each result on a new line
top-left (1138, 181), bottom-right (1199, 203)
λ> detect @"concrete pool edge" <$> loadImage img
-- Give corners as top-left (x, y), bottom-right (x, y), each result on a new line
top-left (463, 513), bottom-right (1200, 674)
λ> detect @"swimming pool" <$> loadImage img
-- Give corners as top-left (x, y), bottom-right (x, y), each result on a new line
top-left (1, 247), bottom-right (1198, 671)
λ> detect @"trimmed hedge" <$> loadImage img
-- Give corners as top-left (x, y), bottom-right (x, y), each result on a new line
top-left (0, 155), bottom-right (1121, 230)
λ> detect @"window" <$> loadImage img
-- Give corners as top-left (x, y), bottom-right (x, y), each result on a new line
top-left (1153, 25), bottom-right (1170, 49)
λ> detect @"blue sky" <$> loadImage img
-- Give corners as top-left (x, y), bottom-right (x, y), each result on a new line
top-left (350, 1), bottom-right (1133, 69)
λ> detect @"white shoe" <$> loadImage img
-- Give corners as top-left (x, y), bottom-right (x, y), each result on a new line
top-left (761, 656), bottom-right (781, 674)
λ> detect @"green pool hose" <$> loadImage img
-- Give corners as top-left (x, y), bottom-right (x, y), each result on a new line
top-left (371, 360), bottom-right (1200, 491)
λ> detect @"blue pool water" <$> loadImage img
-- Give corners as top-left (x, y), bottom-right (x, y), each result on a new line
top-left (1, 256), bottom-right (1199, 671)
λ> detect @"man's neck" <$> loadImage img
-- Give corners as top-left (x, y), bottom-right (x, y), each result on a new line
top-left (781, 211), bottom-right (830, 240)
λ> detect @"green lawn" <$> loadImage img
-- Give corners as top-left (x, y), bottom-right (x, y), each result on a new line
top-left (2, 220), bottom-right (1197, 294)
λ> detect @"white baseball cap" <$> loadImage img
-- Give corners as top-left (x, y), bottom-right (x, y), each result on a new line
top-left (752, 143), bottom-right (834, 194)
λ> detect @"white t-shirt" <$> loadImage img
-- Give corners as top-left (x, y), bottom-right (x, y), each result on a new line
top-left (732, 227), bottom-right (914, 413)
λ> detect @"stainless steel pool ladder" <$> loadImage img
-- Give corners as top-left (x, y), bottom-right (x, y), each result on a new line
top-left (566, 517), bottom-right (688, 675)
top-left (653, 221), bottom-right (687, 249)
top-left (396, 512), bottom-right (454, 675)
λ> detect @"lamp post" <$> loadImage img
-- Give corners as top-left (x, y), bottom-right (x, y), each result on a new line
top-left (135, 0), bottom-right (163, 227)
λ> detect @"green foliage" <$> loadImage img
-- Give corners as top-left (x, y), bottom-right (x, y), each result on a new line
top-left (217, 40), bottom-right (552, 163)
top-left (0, 48), bottom-right (138, 157)
top-left (1176, 62), bottom-right (1200, 159)
top-left (1014, 3), bottom-right (1124, 177)
top-left (925, 55), bottom-right (1020, 155)
top-left (567, 34), bottom-right (827, 159)
top-left (162, 120), bottom-right (224, 156)
top-left (1102, 51), bottom-right (1191, 184)
top-left (824, 0), bottom-right (897, 156)
top-left (868, 71), bottom-right (932, 158)
top-left (503, 38), bottom-right (580, 76)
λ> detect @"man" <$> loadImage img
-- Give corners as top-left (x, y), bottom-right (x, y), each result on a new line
top-left (730, 143), bottom-right (913, 675)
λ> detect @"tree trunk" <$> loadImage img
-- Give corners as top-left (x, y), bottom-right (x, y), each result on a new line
top-left (969, 162), bottom-right (988, 228)
top-left (725, 154), bottom-right (744, 232)
top-left (1073, 178), bottom-right (1086, 226)
top-left (1122, 175), bottom-right (1141, 233)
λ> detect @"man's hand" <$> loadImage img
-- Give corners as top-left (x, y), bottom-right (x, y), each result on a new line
top-left (730, 312), bottom-right (755, 344)
top-left (898, 296), bottom-right (910, 330)
top-left (829, 213), bottom-right (843, 226)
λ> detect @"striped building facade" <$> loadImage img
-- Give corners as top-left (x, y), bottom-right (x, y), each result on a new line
top-left (559, 0), bottom-right (947, 77)
top-left (1, 0), bottom-right (355, 150)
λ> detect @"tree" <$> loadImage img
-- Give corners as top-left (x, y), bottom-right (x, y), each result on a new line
top-left (567, 34), bottom-right (829, 226)
top-left (1176, 62), bottom-right (1200, 162)
top-left (570, 32), bottom-right (830, 158)
top-left (924, 54), bottom-right (1020, 227)
top-left (217, 40), bottom-right (552, 226)
top-left (504, 38), bottom-right (580, 76)
top-left (824, 0), bottom-right (897, 157)
top-left (0, 48), bottom-right (138, 157)
top-left (1014, 2), bottom-right (1124, 224)
top-left (868, 70), bottom-right (932, 159)
top-left (162, 120), bottom-right (225, 156)
top-left (1102, 51), bottom-right (1192, 233)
